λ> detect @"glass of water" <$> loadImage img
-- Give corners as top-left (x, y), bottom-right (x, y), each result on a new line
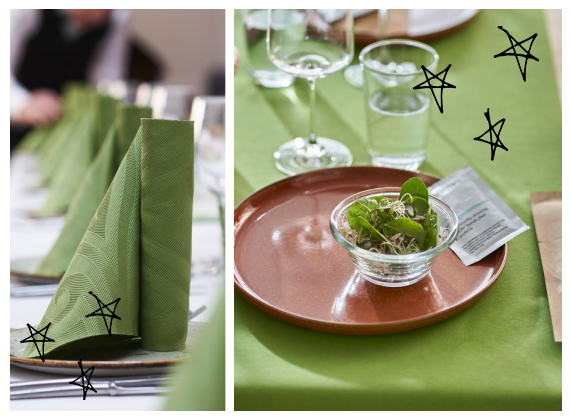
top-left (268, 9), bottom-right (354, 175)
top-left (360, 40), bottom-right (438, 171)
top-left (242, 9), bottom-right (295, 88)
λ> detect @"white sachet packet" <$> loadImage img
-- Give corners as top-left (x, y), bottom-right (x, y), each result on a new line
top-left (428, 165), bottom-right (529, 266)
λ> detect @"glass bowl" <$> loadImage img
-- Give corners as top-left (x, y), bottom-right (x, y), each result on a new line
top-left (330, 187), bottom-right (459, 287)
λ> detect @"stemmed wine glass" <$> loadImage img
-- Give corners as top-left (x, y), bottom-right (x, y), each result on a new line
top-left (267, 9), bottom-right (354, 175)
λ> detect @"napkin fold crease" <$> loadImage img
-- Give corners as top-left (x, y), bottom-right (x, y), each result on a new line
top-left (36, 105), bottom-right (152, 276)
top-left (24, 118), bottom-right (194, 357)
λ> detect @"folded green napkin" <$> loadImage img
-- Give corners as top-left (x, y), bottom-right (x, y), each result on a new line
top-left (37, 115), bottom-right (86, 187)
top-left (36, 112), bottom-right (96, 216)
top-left (16, 124), bottom-right (54, 153)
top-left (23, 119), bottom-right (194, 358)
top-left (35, 104), bottom-right (152, 276)
top-left (37, 86), bottom-right (96, 182)
top-left (164, 294), bottom-right (225, 411)
top-left (95, 95), bottom-right (120, 152)
top-left (37, 94), bottom-right (118, 217)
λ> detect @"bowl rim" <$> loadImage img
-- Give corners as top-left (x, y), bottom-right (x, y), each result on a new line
top-left (330, 187), bottom-right (459, 262)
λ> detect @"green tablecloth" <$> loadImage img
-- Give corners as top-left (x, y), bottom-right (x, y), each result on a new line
top-left (234, 10), bottom-right (561, 410)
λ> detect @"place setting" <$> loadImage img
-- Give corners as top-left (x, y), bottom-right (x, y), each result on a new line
top-left (10, 9), bottom-right (225, 411)
top-left (234, 8), bottom-right (561, 410)
top-left (235, 8), bottom-right (515, 332)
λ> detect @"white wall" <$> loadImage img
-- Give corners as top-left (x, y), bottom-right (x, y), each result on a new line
top-left (129, 9), bottom-right (225, 95)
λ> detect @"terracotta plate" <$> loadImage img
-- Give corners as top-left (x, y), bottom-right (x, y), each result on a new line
top-left (234, 167), bottom-right (507, 334)
top-left (10, 322), bottom-right (205, 376)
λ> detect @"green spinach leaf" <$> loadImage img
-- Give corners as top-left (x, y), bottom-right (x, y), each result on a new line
top-left (399, 177), bottom-right (429, 202)
top-left (411, 196), bottom-right (430, 217)
top-left (356, 216), bottom-right (386, 243)
top-left (422, 209), bottom-right (439, 250)
top-left (385, 218), bottom-right (426, 247)
top-left (347, 200), bottom-right (370, 232)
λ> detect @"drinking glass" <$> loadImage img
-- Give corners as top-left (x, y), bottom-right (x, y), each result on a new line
top-left (344, 9), bottom-right (388, 88)
top-left (360, 40), bottom-right (438, 171)
top-left (193, 96), bottom-right (225, 198)
top-left (150, 84), bottom-right (194, 120)
top-left (242, 9), bottom-right (295, 88)
top-left (192, 96), bottom-right (226, 245)
top-left (267, 9), bottom-right (354, 175)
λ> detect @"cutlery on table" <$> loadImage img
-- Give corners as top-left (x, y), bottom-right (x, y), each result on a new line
top-left (11, 375), bottom-right (170, 400)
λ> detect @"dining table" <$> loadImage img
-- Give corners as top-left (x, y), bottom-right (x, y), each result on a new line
top-left (10, 153), bottom-right (224, 410)
top-left (233, 9), bottom-right (562, 410)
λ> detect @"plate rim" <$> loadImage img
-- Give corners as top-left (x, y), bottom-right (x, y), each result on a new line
top-left (10, 321), bottom-right (205, 368)
top-left (234, 166), bottom-right (509, 334)
top-left (10, 257), bottom-right (62, 283)
top-left (354, 9), bottom-right (480, 46)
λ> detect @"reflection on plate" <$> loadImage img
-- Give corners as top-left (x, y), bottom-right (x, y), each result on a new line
top-left (10, 257), bottom-right (62, 285)
top-left (234, 166), bottom-right (508, 334)
top-left (10, 322), bottom-right (206, 376)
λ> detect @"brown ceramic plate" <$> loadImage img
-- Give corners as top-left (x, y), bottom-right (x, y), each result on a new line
top-left (234, 167), bottom-right (508, 334)
top-left (10, 257), bottom-right (62, 285)
top-left (10, 322), bottom-right (205, 376)
top-left (354, 9), bottom-right (479, 46)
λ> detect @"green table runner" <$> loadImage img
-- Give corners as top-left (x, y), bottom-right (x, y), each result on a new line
top-left (24, 119), bottom-right (194, 357)
top-left (36, 104), bottom-right (153, 276)
top-left (234, 10), bottom-right (561, 410)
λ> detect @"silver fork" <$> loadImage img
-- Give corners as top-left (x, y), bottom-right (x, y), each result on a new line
top-left (11, 375), bottom-right (170, 400)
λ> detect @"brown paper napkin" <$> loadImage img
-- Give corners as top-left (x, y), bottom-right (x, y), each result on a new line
top-left (531, 192), bottom-right (562, 342)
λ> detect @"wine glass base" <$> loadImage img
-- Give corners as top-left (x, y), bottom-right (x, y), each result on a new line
top-left (273, 137), bottom-right (353, 176)
top-left (343, 65), bottom-right (364, 88)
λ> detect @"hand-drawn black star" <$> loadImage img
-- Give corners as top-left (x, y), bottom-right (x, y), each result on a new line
top-left (19, 323), bottom-right (55, 362)
top-left (413, 64), bottom-right (456, 113)
top-left (85, 291), bottom-right (121, 335)
top-left (69, 359), bottom-right (97, 400)
top-left (473, 108), bottom-right (508, 161)
top-left (494, 26), bottom-right (539, 82)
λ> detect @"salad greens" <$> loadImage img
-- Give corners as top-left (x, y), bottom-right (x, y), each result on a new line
top-left (341, 178), bottom-right (439, 255)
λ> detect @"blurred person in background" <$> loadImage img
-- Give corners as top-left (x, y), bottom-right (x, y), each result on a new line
top-left (10, 9), bottom-right (131, 148)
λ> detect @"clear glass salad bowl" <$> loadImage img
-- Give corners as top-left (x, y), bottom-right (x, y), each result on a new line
top-left (330, 187), bottom-right (459, 287)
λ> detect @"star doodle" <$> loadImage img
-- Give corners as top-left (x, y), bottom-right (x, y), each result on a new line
top-left (494, 26), bottom-right (539, 82)
top-left (85, 291), bottom-right (121, 335)
top-left (69, 359), bottom-right (97, 400)
top-left (413, 64), bottom-right (456, 113)
top-left (473, 108), bottom-right (508, 161)
top-left (19, 323), bottom-right (55, 362)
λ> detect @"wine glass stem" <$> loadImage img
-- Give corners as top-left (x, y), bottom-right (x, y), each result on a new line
top-left (308, 77), bottom-right (317, 145)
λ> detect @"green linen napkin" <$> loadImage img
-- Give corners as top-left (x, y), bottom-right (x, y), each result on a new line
top-left (24, 119), bottom-right (194, 357)
top-left (95, 95), bottom-right (120, 152)
top-left (37, 115), bottom-right (85, 187)
top-left (16, 124), bottom-right (54, 153)
top-left (37, 86), bottom-right (96, 185)
top-left (37, 94), bottom-right (118, 216)
top-left (36, 112), bottom-right (96, 216)
top-left (117, 105), bottom-right (153, 167)
top-left (164, 294), bottom-right (225, 411)
top-left (35, 104), bottom-right (152, 276)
